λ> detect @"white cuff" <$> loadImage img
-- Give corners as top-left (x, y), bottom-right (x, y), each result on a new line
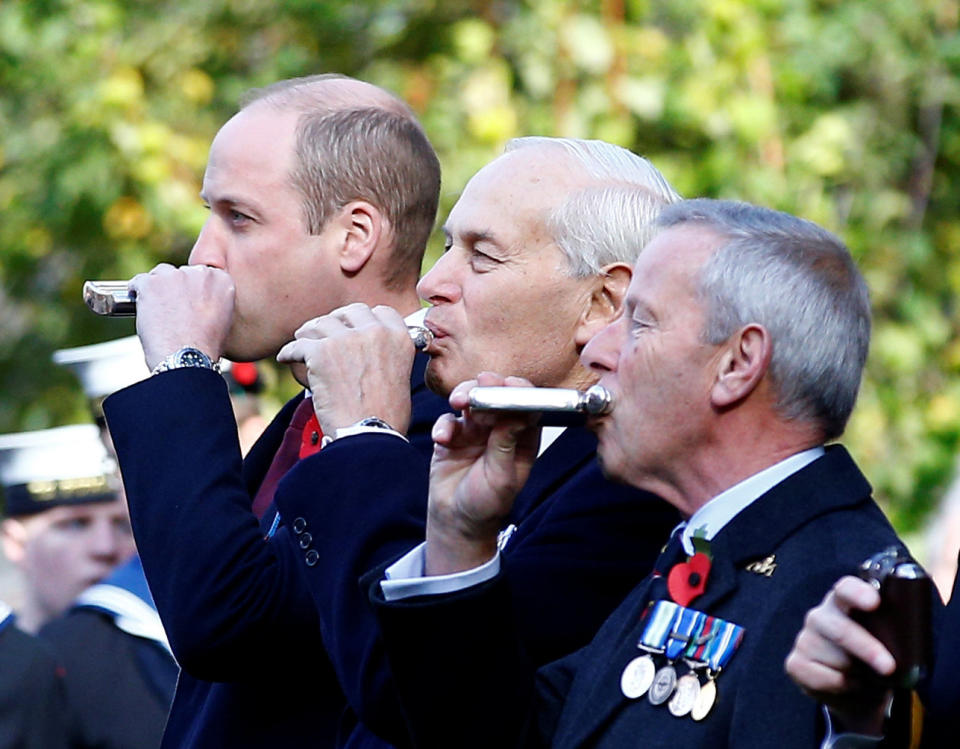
top-left (380, 542), bottom-right (501, 601)
top-left (322, 424), bottom-right (407, 448)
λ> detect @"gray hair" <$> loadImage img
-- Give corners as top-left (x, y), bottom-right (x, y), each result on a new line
top-left (505, 137), bottom-right (682, 277)
top-left (241, 75), bottom-right (441, 290)
top-left (658, 198), bottom-right (871, 441)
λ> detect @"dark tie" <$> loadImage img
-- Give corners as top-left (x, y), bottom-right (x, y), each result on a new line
top-left (251, 397), bottom-right (318, 519)
top-left (648, 526), bottom-right (687, 602)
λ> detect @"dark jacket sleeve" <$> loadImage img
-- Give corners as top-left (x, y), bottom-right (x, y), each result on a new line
top-left (280, 426), bottom-right (676, 746)
top-left (104, 368), bottom-right (323, 680)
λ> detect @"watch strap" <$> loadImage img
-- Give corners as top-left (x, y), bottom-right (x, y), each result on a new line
top-left (151, 347), bottom-right (221, 376)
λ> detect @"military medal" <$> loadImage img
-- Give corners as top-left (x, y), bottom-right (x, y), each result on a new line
top-left (621, 601), bottom-right (679, 700)
top-left (647, 664), bottom-right (678, 705)
top-left (668, 673), bottom-right (701, 717)
top-left (690, 677), bottom-right (717, 721)
top-left (649, 605), bottom-right (701, 706)
top-left (620, 655), bottom-right (656, 699)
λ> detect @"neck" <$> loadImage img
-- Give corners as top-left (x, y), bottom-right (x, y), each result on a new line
top-left (348, 285), bottom-right (422, 319)
top-left (640, 413), bottom-right (824, 519)
top-left (16, 595), bottom-right (47, 634)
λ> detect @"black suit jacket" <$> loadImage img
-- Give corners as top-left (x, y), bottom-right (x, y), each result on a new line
top-left (104, 353), bottom-right (449, 749)
top-left (371, 446), bottom-right (913, 749)
top-left (276, 425), bottom-right (679, 747)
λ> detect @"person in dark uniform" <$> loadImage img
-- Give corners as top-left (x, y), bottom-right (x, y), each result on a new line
top-left (0, 599), bottom-right (70, 749)
top-left (366, 199), bottom-right (915, 749)
top-left (0, 424), bottom-right (130, 748)
top-left (101, 73), bottom-right (449, 749)
top-left (39, 336), bottom-right (178, 749)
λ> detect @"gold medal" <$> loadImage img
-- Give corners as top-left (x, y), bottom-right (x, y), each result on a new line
top-left (647, 664), bottom-right (677, 705)
top-left (690, 677), bottom-right (717, 721)
top-left (668, 673), bottom-right (701, 717)
top-left (620, 655), bottom-right (656, 700)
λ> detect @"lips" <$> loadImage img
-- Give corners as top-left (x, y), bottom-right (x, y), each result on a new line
top-left (423, 317), bottom-right (448, 340)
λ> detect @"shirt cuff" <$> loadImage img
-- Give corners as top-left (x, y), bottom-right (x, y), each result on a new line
top-left (322, 424), bottom-right (408, 448)
top-left (380, 542), bottom-right (501, 601)
top-left (821, 706), bottom-right (885, 749)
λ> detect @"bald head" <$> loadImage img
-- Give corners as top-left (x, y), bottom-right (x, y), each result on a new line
top-left (243, 74), bottom-right (415, 120)
top-left (241, 74), bottom-right (441, 290)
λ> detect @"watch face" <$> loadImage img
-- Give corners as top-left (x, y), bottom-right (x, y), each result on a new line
top-left (176, 348), bottom-right (210, 368)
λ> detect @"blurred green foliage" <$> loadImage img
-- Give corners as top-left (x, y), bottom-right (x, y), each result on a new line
top-left (1, 0), bottom-right (958, 532)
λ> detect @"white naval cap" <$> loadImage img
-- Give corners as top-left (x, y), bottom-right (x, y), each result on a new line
top-left (0, 424), bottom-right (118, 516)
top-left (52, 335), bottom-right (149, 401)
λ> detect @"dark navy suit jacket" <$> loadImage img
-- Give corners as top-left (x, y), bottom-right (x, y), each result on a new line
top-left (277, 425), bottom-right (679, 748)
top-left (104, 353), bottom-right (449, 749)
top-left (371, 446), bottom-right (914, 749)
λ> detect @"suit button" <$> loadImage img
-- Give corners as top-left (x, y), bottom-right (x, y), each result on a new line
top-left (292, 517), bottom-right (307, 534)
top-left (305, 549), bottom-right (319, 567)
top-left (299, 532), bottom-right (313, 549)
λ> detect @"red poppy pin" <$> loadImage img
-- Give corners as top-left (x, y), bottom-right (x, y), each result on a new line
top-left (666, 530), bottom-right (712, 607)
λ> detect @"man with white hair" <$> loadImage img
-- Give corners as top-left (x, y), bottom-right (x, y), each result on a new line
top-left (273, 136), bottom-right (681, 747)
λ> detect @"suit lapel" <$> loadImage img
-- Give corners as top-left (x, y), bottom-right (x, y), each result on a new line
top-left (509, 426), bottom-right (597, 522)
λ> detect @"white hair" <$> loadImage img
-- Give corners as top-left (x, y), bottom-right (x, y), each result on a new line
top-left (504, 137), bottom-right (681, 277)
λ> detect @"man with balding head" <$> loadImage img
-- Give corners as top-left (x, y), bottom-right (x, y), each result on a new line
top-left (103, 74), bottom-right (448, 748)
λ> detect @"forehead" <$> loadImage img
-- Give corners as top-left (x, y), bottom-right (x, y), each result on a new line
top-left (445, 147), bottom-right (584, 240)
top-left (25, 500), bottom-right (125, 530)
top-left (627, 224), bottom-right (722, 304)
top-left (203, 104), bottom-right (300, 195)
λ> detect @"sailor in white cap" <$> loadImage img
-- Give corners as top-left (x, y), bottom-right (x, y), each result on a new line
top-left (41, 337), bottom-right (177, 749)
top-left (0, 424), bottom-right (135, 634)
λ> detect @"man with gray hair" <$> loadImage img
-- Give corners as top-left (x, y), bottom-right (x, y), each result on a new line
top-left (103, 74), bottom-right (449, 748)
top-left (270, 136), bottom-right (681, 747)
top-left (365, 199), bottom-right (914, 748)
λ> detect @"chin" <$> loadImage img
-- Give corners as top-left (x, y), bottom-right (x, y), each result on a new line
top-left (424, 360), bottom-right (454, 398)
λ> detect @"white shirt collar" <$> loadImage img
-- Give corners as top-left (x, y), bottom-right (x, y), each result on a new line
top-left (679, 446), bottom-right (825, 554)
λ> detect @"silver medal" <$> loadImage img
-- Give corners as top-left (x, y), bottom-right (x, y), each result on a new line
top-left (620, 655), bottom-right (656, 699)
top-left (667, 673), bottom-right (701, 717)
top-left (647, 664), bottom-right (677, 706)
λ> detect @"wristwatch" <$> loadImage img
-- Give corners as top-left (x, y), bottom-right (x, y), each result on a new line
top-left (151, 347), bottom-right (221, 375)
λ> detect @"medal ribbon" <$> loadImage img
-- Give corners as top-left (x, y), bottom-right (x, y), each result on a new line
top-left (685, 615), bottom-right (716, 660)
top-left (700, 618), bottom-right (745, 671)
top-left (638, 600), bottom-right (679, 650)
top-left (665, 606), bottom-right (703, 660)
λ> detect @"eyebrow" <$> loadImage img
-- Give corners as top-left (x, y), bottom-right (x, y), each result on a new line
top-left (200, 192), bottom-right (256, 210)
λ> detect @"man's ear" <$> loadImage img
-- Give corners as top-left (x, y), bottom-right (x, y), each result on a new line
top-left (574, 263), bottom-right (632, 347)
top-left (710, 324), bottom-right (772, 408)
top-left (336, 200), bottom-right (386, 275)
top-left (1, 518), bottom-right (27, 564)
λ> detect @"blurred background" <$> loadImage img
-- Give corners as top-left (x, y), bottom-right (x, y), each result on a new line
top-left (1, 0), bottom-right (958, 584)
